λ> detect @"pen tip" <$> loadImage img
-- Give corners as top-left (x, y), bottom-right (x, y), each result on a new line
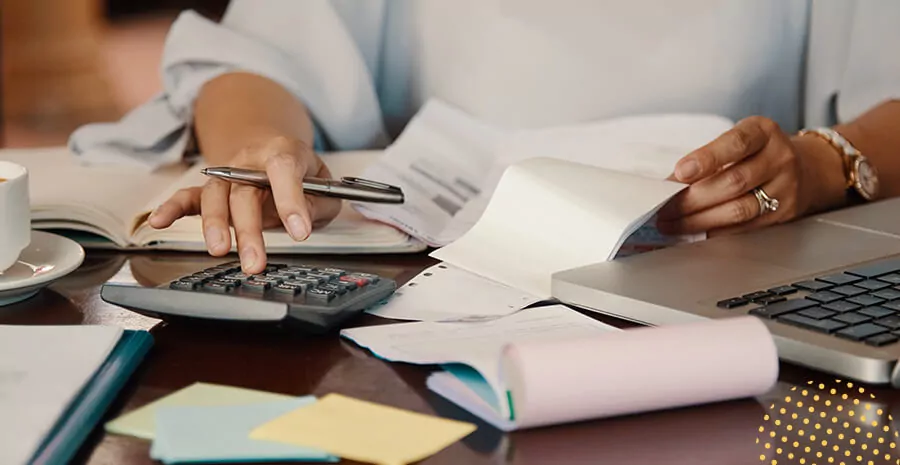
top-left (200, 168), bottom-right (209, 175)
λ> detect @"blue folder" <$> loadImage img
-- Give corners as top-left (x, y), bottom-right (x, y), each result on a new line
top-left (29, 330), bottom-right (154, 465)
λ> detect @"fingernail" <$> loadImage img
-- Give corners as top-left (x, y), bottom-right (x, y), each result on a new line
top-left (675, 159), bottom-right (699, 181)
top-left (205, 226), bottom-right (225, 253)
top-left (240, 247), bottom-right (258, 272)
top-left (286, 214), bottom-right (309, 240)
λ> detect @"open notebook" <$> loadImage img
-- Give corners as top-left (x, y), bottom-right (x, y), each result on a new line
top-left (2, 148), bottom-right (424, 254)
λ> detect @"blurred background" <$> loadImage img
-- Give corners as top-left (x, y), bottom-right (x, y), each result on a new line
top-left (0, 0), bottom-right (228, 148)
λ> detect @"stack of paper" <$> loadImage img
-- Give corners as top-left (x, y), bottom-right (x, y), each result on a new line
top-left (360, 99), bottom-right (731, 322)
top-left (105, 382), bottom-right (476, 465)
top-left (342, 306), bottom-right (779, 431)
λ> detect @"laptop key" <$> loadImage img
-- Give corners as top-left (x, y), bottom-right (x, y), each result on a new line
top-left (755, 295), bottom-right (786, 305)
top-left (874, 315), bottom-right (900, 330)
top-left (778, 314), bottom-right (847, 334)
top-left (821, 300), bottom-right (862, 313)
top-left (865, 333), bottom-right (899, 347)
top-left (749, 298), bottom-right (818, 319)
top-left (717, 297), bottom-right (749, 309)
top-left (817, 273), bottom-right (863, 286)
top-left (846, 295), bottom-right (886, 307)
top-left (806, 291), bottom-right (843, 303)
top-left (836, 323), bottom-right (888, 341)
top-left (846, 258), bottom-right (900, 278)
top-left (742, 291), bottom-right (773, 301)
top-left (883, 300), bottom-right (900, 312)
top-left (798, 307), bottom-right (837, 320)
top-left (872, 288), bottom-right (900, 301)
top-left (855, 280), bottom-right (892, 291)
top-left (833, 312), bottom-right (872, 325)
top-left (768, 286), bottom-right (798, 296)
top-left (877, 273), bottom-right (900, 285)
top-left (792, 280), bottom-right (833, 292)
top-left (859, 306), bottom-right (895, 319)
top-left (829, 285), bottom-right (867, 297)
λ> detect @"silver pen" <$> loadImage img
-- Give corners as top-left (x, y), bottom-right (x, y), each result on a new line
top-left (201, 167), bottom-right (405, 204)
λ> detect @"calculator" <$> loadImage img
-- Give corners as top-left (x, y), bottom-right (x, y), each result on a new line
top-left (100, 262), bottom-right (396, 333)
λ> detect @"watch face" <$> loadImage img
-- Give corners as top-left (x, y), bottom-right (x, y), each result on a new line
top-left (855, 158), bottom-right (879, 200)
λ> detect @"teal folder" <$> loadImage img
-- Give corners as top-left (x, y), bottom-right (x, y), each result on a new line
top-left (29, 330), bottom-right (154, 465)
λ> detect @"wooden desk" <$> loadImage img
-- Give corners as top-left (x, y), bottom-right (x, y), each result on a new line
top-left (3, 250), bottom-right (900, 465)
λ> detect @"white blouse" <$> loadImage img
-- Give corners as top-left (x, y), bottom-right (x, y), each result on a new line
top-left (69, 0), bottom-right (900, 169)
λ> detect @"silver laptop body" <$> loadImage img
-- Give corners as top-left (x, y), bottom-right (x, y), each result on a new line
top-left (552, 197), bottom-right (900, 386)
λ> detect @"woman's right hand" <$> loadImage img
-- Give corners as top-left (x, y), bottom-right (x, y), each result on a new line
top-left (147, 135), bottom-right (342, 275)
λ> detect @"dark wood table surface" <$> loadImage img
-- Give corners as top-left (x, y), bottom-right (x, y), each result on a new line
top-left (4, 250), bottom-right (900, 465)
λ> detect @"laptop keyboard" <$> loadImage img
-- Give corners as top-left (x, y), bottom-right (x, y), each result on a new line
top-left (717, 257), bottom-right (900, 347)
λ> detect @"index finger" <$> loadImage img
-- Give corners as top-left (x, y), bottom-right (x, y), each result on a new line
top-left (673, 116), bottom-right (778, 183)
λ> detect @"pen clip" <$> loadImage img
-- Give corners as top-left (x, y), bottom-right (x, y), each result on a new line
top-left (340, 177), bottom-right (403, 194)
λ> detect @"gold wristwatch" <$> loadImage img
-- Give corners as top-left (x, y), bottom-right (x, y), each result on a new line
top-left (799, 127), bottom-right (879, 202)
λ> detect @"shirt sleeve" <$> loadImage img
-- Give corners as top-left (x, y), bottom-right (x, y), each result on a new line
top-left (835, 1), bottom-right (900, 123)
top-left (805, 0), bottom-right (900, 128)
top-left (69, 0), bottom-right (388, 170)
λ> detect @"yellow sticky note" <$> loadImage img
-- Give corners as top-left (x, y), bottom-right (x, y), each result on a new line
top-left (105, 382), bottom-right (291, 440)
top-left (250, 393), bottom-right (476, 465)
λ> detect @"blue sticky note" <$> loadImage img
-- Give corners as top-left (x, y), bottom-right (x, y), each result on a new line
top-left (151, 397), bottom-right (337, 464)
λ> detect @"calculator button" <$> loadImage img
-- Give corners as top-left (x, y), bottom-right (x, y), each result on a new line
top-left (340, 275), bottom-right (370, 287)
top-left (305, 273), bottom-right (332, 283)
top-left (224, 273), bottom-right (252, 282)
top-left (286, 266), bottom-right (317, 274)
top-left (203, 282), bottom-right (233, 293)
top-left (336, 282), bottom-right (357, 292)
top-left (214, 278), bottom-right (242, 287)
top-left (349, 273), bottom-right (380, 284)
top-left (283, 280), bottom-right (312, 291)
top-left (274, 283), bottom-right (303, 295)
top-left (243, 280), bottom-right (271, 291)
top-left (255, 276), bottom-right (284, 285)
top-left (308, 288), bottom-right (336, 302)
top-left (318, 283), bottom-right (346, 295)
top-left (295, 277), bottom-right (324, 286)
top-left (170, 280), bottom-right (199, 291)
top-left (321, 268), bottom-right (347, 277)
top-left (192, 271), bottom-right (222, 280)
top-left (266, 272), bottom-right (294, 280)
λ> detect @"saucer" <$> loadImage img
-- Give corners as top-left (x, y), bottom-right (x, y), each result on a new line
top-left (0, 231), bottom-right (86, 306)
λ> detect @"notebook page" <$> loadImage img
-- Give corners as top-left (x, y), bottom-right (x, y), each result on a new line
top-left (0, 325), bottom-right (123, 465)
top-left (1, 147), bottom-right (187, 246)
top-left (431, 158), bottom-right (687, 297)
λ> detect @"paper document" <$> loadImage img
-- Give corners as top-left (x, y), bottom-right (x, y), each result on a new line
top-left (353, 100), bottom-right (507, 246)
top-left (353, 99), bottom-right (732, 247)
top-left (151, 398), bottom-right (336, 464)
top-left (431, 158), bottom-right (691, 297)
top-left (367, 263), bottom-right (541, 321)
top-left (105, 382), bottom-right (292, 440)
top-left (0, 325), bottom-right (123, 465)
top-left (250, 393), bottom-right (476, 465)
top-left (342, 305), bottom-right (617, 419)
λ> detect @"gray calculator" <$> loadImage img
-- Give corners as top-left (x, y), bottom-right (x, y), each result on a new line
top-left (100, 262), bottom-right (396, 333)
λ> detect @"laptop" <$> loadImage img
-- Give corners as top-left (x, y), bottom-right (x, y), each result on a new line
top-left (551, 197), bottom-right (900, 386)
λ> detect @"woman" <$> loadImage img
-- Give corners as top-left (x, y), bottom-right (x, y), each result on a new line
top-left (70, 0), bottom-right (900, 274)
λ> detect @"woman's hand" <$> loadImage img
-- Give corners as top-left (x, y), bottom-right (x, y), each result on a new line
top-left (657, 116), bottom-right (848, 237)
top-left (147, 135), bottom-right (342, 274)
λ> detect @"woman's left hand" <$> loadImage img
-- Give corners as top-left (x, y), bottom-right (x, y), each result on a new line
top-left (657, 116), bottom-right (846, 237)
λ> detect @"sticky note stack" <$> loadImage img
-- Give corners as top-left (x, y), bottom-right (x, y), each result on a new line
top-left (105, 382), bottom-right (476, 465)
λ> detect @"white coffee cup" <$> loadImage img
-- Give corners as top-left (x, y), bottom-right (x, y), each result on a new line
top-left (0, 161), bottom-right (30, 272)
